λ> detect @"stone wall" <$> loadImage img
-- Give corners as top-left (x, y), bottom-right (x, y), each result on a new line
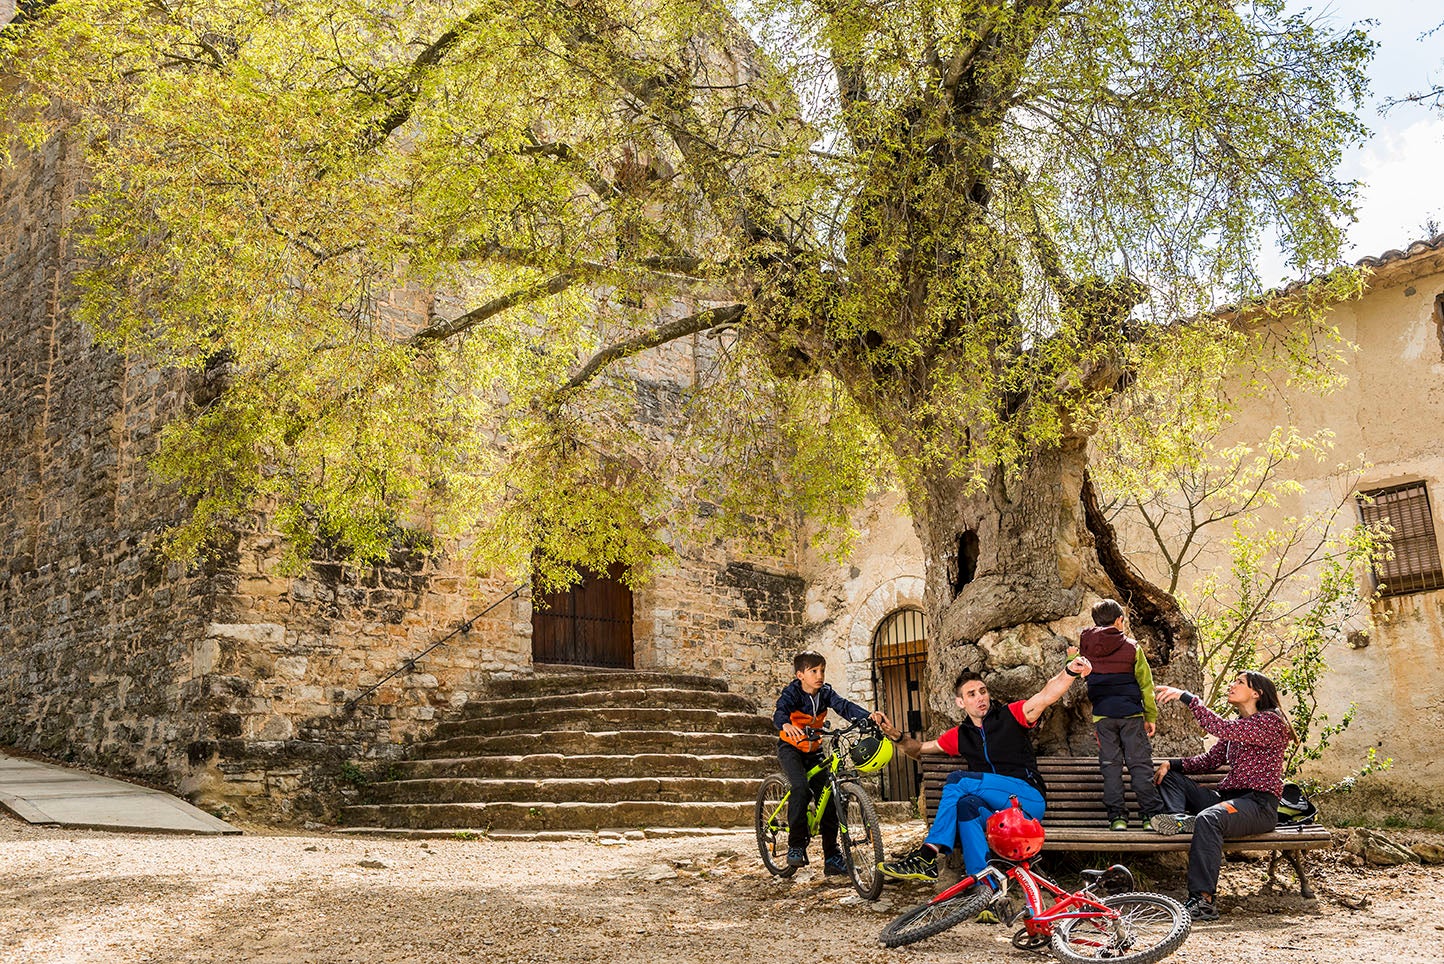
top-left (0, 133), bottom-right (818, 821)
top-left (0, 133), bottom-right (218, 785)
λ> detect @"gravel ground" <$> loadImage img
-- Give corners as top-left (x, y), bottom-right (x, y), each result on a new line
top-left (3, 814), bottom-right (1442, 964)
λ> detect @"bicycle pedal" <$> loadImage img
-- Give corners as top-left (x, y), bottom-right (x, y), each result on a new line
top-left (1010, 927), bottom-right (1049, 952)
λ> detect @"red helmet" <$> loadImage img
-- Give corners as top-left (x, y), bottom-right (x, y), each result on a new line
top-left (985, 797), bottom-right (1045, 860)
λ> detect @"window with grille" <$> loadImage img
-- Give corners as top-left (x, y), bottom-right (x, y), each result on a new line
top-left (1358, 482), bottom-right (1444, 596)
top-left (872, 607), bottom-right (928, 803)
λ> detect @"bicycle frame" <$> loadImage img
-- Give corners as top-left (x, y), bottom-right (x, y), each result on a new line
top-left (762, 720), bottom-right (866, 838)
top-left (933, 860), bottom-right (1129, 941)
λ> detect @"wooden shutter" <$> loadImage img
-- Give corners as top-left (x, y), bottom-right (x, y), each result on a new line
top-left (1359, 482), bottom-right (1444, 595)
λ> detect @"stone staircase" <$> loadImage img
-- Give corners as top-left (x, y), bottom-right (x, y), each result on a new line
top-left (341, 671), bottom-right (777, 834)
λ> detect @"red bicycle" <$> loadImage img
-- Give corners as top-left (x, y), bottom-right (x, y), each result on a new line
top-left (879, 799), bottom-right (1190, 964)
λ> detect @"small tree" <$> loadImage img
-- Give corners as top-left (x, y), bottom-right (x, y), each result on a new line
top-left (1094, 322), bottom-right (1390, 781)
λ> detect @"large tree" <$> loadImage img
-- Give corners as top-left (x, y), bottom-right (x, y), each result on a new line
top-left (2, 0), bottom-right (1372, 741)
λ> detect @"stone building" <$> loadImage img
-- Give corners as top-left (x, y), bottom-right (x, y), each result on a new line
top-left (0, 128), bottom-right (851, 820)
top-left (1105, 236), bottom-right (1444, 819)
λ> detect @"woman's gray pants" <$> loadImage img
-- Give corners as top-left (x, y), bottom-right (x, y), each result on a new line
top-left (1158, 770), bottom-right (1279, 895)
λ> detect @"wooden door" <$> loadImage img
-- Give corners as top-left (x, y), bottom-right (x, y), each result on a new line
top-left (531, 564), bottom-right (635, 668)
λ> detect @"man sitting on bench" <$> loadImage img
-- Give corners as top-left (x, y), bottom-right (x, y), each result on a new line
top-left (877, 657), bottom-right (1092, 894)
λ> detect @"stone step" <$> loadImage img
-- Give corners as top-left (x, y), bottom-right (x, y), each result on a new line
top-left (432, 707), bottom-right (774, 740)
top-left (416, 729), bottom-right (777, 759)
top-left (365, 776), bottom-right (761, 805)
top-left (341, 799), bottom-right (756, 831)
top-left (483, 672), bottom-right (730, 699)
top-left (391, 752), bottom-right (773, 781)
top-left (458, 687), bottom-right (757, 720)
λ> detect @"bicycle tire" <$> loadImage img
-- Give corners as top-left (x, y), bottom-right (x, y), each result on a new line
top-left (837, 782), bottom-right (884, 900)
top-left (1050, 892), bottom-right (1191, 964)
top-left (878, 887), bottom-right (991, 947)
top-left (755, 773), bottom-right (797, 878)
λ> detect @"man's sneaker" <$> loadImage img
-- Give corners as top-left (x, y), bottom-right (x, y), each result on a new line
top-left (1148, 813), bottom-right (1196, 835)
top-left (786, 847), bottom-right (809, 868)
top-left (878, 848), bottom-right (938, 882)
top-left (1185, 893), bottom-right (1219, 921)
top-left (970, 883), bottom-right (1002, 923)
top-left (823, 853), bottom-right (849, 877)
top-left (1109, 816), bottom-right (1129, 832)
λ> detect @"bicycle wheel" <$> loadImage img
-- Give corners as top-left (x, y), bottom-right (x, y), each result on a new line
top-left (1050, 892), bottom-right (1190, 964)
top-left (878, 888), bottom-right (991, 947)
top-left (755, 773), bottom-right (797, 878)
top-left (837, 782), bottom-right (884, 900)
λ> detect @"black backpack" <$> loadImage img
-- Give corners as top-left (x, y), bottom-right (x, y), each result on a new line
top-left (1277, 783), bottom-right (1318, 825)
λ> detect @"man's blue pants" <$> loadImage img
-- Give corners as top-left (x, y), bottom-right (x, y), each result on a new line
top-left (925, 771), bottom-right (1046, 876)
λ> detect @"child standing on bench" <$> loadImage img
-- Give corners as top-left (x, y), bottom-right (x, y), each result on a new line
top-left (1072, 598), bottom-right (1166, 831)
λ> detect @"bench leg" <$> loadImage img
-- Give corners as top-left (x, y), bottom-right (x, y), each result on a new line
top-left (1288, 850), bottom-right (1315, 900)
top-left (1268, 850), bottom-right (1315, 900)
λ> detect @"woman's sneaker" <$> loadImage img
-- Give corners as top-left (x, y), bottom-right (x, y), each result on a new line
top-left (878, 848), bottom-right (938, 881)
top-left (1185, 893), bottom-right (1219, 921)
top-left (1148, 813), bottom-right (1196, 835)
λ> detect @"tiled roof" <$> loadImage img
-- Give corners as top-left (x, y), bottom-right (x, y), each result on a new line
top-left (1354, 232), bottom-right (1444, 270)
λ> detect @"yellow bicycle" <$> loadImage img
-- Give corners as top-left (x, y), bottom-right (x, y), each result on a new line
top-left (754, 717), bottom-right (890, 899)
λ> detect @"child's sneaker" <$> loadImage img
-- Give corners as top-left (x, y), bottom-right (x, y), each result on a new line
top-left (823, 853), bottom-right (849, 877)
top-left (1108, 815), bottom-right (1128, 832)
top-left (1185, 893), bottom-right (1218, 921)
top-left (878, 848), bottom-right (938, 881)
top-left (786, 847), bottom-right (809, 868)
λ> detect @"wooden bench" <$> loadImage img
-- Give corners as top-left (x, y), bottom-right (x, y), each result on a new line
top-left (920, 754), bottom-right (1331, 897)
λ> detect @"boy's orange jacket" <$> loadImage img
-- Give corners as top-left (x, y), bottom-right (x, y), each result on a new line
top-left (772, 680), bottom-right (870, 752)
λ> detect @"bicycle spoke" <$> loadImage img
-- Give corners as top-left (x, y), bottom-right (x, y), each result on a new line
top-left (1051, 893), bottom-right (1190, 964)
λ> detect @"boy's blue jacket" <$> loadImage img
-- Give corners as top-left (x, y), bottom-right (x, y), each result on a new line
top-left (772, 680), bottom-right (869, 752)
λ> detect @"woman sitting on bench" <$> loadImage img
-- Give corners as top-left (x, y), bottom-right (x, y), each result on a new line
top-left (1152, 671), bottom-right (1296, 922)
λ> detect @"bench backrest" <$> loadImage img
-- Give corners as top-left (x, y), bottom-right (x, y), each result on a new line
top-left (920, 754), bottom-right (1225, 826)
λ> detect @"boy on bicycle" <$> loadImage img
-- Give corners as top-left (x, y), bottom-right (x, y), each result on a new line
top-left (773, 650), bottom-right (890, 874)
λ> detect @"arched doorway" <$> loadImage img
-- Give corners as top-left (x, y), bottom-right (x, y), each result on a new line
top-left (531, 563), bottom-right (635, 668)
top-left (872, 607), bottom-right (927, 803)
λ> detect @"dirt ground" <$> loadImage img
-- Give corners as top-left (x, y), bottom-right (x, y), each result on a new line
top-left (2, 814), bottom-right (1442, 964)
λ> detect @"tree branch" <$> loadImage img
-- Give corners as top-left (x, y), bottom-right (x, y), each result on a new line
top-left (357, 11), bottom-right (487, 152)
top-left (556, 303), bottom-right (745, 398)
top-left (410, 272), bottom-right (579, 343)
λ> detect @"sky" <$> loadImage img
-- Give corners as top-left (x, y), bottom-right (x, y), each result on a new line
top-left (1294, 2), bottom-right (1444, 275)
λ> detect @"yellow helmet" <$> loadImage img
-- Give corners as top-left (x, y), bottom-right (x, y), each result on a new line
top-left (848, 732), bottom-right (895, 773)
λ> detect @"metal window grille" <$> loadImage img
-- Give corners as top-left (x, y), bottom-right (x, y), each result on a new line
top-left (872, 607), bottom-right (928, 803)
top-left (1358, 482), bottom-right (1444, 596)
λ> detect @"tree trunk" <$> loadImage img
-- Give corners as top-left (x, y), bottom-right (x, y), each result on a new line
top-left (911, 437), bottom-right (1204, 756)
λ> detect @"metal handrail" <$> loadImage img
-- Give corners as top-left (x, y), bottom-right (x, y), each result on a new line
top-left (342, 581), bottom-right (526, 712)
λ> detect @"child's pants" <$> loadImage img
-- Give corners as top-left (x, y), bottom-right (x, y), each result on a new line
top-left (777, 742), bottom-right (838, 852)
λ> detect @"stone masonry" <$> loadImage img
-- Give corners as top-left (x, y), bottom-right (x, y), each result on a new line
top-left (1, 134), bottom-right (814, 821)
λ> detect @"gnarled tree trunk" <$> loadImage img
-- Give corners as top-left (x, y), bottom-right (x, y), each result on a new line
top-left (910, 438), bottom-right (1203, 755)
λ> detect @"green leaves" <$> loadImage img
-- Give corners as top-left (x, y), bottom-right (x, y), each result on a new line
top-left (2, 0), bottom-right (1376, 585)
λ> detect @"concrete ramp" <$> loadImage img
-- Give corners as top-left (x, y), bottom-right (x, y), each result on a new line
top-left (0, 753), bottom-right (239, 834)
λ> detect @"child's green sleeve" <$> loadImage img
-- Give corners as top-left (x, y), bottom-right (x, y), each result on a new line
top-left (1134, 646), bottom-right (1158, 723)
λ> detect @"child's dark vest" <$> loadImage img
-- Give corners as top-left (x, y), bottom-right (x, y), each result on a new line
top-left (953, 703), bottom-right (1047, 795)
top-left (1079, 626), bottom-right (1146, 719)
